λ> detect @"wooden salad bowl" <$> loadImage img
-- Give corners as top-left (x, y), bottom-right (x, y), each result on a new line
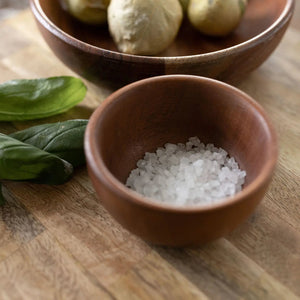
top-left (30, 0), bottom-right (294, 85)
top-left (84, 75), bottom-right (278, 246)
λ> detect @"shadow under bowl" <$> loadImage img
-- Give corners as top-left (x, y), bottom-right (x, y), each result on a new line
top-left (84, 75), bottom-right (278, 246)
top-left (30, 0), bottom-right (294, 86)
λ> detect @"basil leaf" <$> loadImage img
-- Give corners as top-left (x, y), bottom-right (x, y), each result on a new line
top-left (10, 119), bottom-right (88, 167)
top-left (0, 76), bottom-right (87, 121)
top-left (0, 134), bottom-right (73, 185)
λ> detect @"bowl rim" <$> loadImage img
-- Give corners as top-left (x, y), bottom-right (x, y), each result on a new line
top-left (30, 0), bottom-right (295, 63)
top-left (84, 75), bottom-right (278, 213)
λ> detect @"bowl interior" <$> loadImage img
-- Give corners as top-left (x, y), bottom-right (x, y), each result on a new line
top-left (94, 76), bottom-right (275, 192)
top-left (40, 0), bottom-right (287, 56)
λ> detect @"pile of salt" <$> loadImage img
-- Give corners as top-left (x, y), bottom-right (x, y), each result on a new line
top-left (126, 137), bottom-right (246, 206)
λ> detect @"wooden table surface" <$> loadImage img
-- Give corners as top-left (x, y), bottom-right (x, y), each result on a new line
top-left (0, 5), bottom-right (299, 300)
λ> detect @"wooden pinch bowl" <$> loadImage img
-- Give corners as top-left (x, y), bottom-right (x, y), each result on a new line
top-left (30, 0), bottom-right (294, 85)
top-left (84, 75), bottom-right (278, 246)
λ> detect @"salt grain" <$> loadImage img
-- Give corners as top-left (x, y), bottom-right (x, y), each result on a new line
top-left (126, 137), bottom-right (246, 206)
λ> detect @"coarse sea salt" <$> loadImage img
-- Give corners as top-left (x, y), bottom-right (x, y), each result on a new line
top-left (126, 137), bottom-right (246, 206)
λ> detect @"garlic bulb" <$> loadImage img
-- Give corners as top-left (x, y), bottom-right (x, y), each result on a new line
top-left (64, 0), bottom-right (110, 25)
top-left (188, 0), bottom-right (248, 36)
top-left (108, 0), bottom-right (183, 55)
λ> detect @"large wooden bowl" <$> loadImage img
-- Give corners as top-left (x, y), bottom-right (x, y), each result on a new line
top-left (84, 75), bottom-right (278, 246)
top-left (30, 0), bottom-right (294, 85)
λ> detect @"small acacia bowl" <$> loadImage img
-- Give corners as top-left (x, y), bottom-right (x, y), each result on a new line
top-left (84, 75), bottom-right (278, 246)
top-left (30, 0), bottom-right (294, 85)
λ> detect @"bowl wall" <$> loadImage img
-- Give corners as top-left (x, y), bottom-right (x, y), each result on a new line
top-left (96, 77), bottom-right (272, 186)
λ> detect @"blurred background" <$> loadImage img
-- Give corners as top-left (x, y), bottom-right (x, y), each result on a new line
top-left (0, 0), bottom-right (28, 21)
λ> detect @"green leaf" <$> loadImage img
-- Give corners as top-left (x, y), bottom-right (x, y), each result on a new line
top-left (0, 76), bottom-right (87, 121)
top-left (0, 134), bottom-right (73, 185)
top-left (10, 119), bottom-right (88, 167)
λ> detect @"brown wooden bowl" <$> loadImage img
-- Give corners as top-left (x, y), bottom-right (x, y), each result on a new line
top-left (30, 0), bottom-right (294, 86)
top-left (84, 75), bottom-right (278, 246)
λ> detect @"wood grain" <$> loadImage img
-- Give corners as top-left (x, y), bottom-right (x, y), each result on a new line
top-left (0, 6), bottom-right (299, 300)
top-left (156, 240), bottom-right (298, 300)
